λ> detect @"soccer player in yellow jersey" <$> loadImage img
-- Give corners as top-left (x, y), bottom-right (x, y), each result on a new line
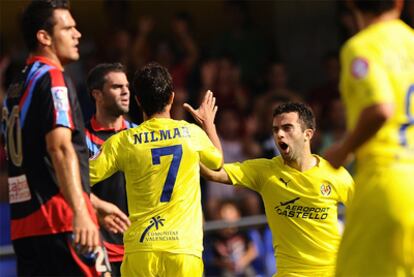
top-left (89, 62), bottom-right (223, 276)
top-left (202, 103), bottom-right (354, 276)
top-left (324, 0), bottom-right (414, 275)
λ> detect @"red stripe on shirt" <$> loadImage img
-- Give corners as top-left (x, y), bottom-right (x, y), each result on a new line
top-left (103, 241), bottom-right (124, 262)
top-left (67, 240), bottom-right (100, 277)
top-left (11, 192), bottom-right (97, 240)
top-left (85, 129), bottom-right (105, 145)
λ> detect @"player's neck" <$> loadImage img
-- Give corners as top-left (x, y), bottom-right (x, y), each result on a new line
top-left (286, 152), bottom-right (318, 172)
top-left (360, 9), bottom-right (400, 29)
top-left (32, 49), bottom-right (64, 70)
top-left (144, 104), bottom-right (172, 121)
top-left (144, 111), bottom-right (171, 121)
top-left (95, 110), bottom-right (124, 130)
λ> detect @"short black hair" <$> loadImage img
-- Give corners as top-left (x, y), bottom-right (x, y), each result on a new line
top-left (22, 0), bottom-right (70, 51)
top-left (273, 102), bottom-right (316, 131)
top-left (352, 0), bottom-right (396, 15)
top-left (133, 62), bottom-right (173, 117)
top-left (87, 62), bottom-right (126, 102)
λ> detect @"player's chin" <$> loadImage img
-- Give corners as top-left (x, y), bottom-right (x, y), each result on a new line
top-left (69, 52), bottom-right (80, 61)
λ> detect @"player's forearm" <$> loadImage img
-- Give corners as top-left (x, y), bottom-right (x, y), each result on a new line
top-left (47, 143), bottom-right (89, 216)
top-left (89, 193), bottom-right (102, 211)
top-left (203, 123), bottom-right (223, 165)
top-left (200, 163), bottom-right (231, 184)
top-left (342, 103), bottom-right (393, 155)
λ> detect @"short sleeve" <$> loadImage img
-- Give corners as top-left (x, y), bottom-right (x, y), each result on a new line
top-left (335, 166), bottom-right (355, 207)
top-left (89, 132), bottom-right (123, 186)
top-left (223, 159), bottom-right (268, 193)
top-left (190, 124), bottom-right (223, 170)
top-left (340, 43), bottom-right (394, 110)
top-left (39, 69), bottom-right (75, 134)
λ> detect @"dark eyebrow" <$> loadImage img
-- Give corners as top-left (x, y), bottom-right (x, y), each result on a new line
top-left (273, 123), bottom-right (294, 131)
top-left (111, 83), bottom-right (129, 87)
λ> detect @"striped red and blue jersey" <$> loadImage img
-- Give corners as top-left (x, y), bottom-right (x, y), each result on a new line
top-left (85, 116), bottom-right (136, 262)
top-left (1, 56), bottom-right (96, 240)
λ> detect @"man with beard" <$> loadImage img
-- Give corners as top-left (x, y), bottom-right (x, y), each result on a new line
top-left (85, 63), bottom-right (135, 276)
top-left (201, 102), bottom-right (354, 276)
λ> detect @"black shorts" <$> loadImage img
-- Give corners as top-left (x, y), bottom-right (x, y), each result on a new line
top-left (12, 232), bottom-right (111, 276)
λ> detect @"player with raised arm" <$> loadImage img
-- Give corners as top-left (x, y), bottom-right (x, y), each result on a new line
top-left (324, 0), bottom-right (414, 275)
top-left (89, 62), bottom-right (223, 276)
top-left (202, 103), bottom-right (354, 276)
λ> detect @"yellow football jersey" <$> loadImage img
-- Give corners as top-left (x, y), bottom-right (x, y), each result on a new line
top-left (340, 19), bottom-right (414, 166)
top-left (90, 118), bottom-right (222, 258)
top-left (223, 155), bottom-right (354, 275)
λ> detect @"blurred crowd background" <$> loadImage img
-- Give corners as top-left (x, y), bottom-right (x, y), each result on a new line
top-left (0, 1), bottom-right (413, 276)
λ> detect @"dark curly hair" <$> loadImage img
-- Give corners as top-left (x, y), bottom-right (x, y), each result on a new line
top-left (273, 102), bottom-right (316, 131)
top-left (352, 0), bottom-right (396, 15)
top-left (22, 0), bottom-right (70, 51)
top-left (133, 62), bottom-right (173, 117)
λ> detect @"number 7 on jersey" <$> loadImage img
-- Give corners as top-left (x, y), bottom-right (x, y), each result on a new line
top-left (151, 145), bottom-right (183, 202)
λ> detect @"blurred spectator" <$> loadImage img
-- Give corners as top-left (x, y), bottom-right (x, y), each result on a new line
top-left (260, 61), bottom-right (301, 101)
top-left (171, 87), bottom-right (190, 120)
top-left (306, 51), bottom-right (341, 131)
top-left (253, 95), bottom-right (291, 159)
top-left (105, 29), bottom-right (131, 69)
top-left (207, 199), bottom-right (258, 277)
top-left (211, 0), bottom-right (271, 88)
top-left (317, 99), bottom-right (346, 154)
top-left (213, 55), bottom-right (250, 113)
top-left (401, 0), bottom-right (414, 27)
top-left (205, 109), bottom-right (261, 219)
top-left (130, 12), bottom-right (199, 90)
top-left (337, 1), bottom-right (359, 41)
top-left (103, 0), bottom-right (130, 31)
top-left (168, 11), bottom-right (199, 89)
top-left (130, 16), bottom-right (155, 71)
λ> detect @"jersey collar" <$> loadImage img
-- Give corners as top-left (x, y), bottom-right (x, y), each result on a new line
top-left (90, 116), bottom-right (127, 132)
top-left (27, 56), bottom-right (63, 70)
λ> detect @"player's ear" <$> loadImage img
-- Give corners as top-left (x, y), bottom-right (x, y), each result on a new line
top-left (37, 30), bottom-right (52, 47)
top-left (304, 128), bottom-right (314, 141)
top-left (135, 96), bottom-right (141, 106)
top-left (168, 92), bottom-right (175, 105)
top-left (91, 89), bottom-right (102, 102)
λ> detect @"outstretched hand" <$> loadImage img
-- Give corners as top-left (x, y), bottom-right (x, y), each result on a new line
top-left (96, 200), bottom-right (131, 234)
top-left (183, 90), bottom-right (218, 127)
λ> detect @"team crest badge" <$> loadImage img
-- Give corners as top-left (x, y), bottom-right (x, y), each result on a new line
top-left (320, 184), bottom-right (331, 196)
top-left (351, 58), bottom-right (369, 79)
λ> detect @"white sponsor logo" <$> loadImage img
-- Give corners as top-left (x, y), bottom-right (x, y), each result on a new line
top-left (8, 174), bottom-right (31, 203)
top-left (51, 87), bottom-right (70, 112)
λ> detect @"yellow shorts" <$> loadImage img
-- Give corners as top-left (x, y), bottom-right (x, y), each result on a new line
top-left (120, 251), bottom-right (203, 277)
top-left (336, 164), bottom-right (414, 276)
